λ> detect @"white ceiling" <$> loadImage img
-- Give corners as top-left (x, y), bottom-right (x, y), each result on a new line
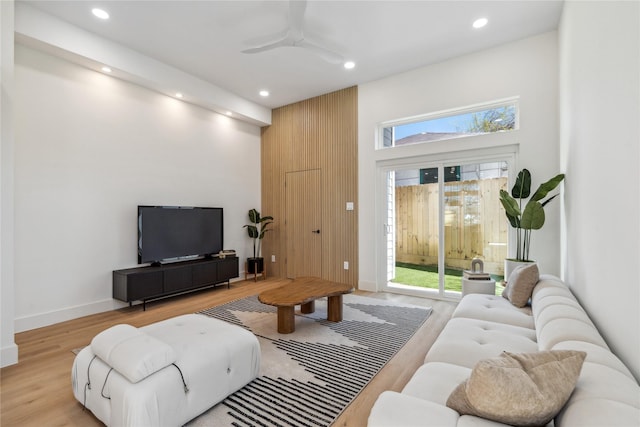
top-left (19, 0), bottom-right (564, 111)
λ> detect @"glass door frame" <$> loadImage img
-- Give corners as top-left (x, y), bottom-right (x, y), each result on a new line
top-left (376, 149), bottom-right (517, 301)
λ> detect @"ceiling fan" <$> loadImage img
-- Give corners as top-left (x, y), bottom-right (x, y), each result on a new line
top-left (241, 0), bottom-right (344, 65)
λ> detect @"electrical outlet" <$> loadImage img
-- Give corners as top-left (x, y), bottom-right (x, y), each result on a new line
top-left (271, 255), bottom-right (276, 263)
top-left (343, 261), bottom-right (349, 270)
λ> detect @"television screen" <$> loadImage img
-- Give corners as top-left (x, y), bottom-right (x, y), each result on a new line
top-left (138, 206), bottom-right (223, 264)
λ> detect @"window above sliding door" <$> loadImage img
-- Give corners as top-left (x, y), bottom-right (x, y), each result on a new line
top-left (379, 98), bottom-right (518, 150)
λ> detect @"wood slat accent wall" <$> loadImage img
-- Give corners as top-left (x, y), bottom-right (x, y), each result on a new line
top-left (261, 87), bottom-right (358, 286)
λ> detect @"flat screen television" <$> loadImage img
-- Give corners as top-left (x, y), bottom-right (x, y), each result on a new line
top-left (138, 206), bottom-right (223, 264)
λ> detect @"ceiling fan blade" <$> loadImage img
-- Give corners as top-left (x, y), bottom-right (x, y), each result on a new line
top-left (297, 39), bottom-right (344, 64)
top-left (242, 38), bottom-right (292, 54)
top-left (241, 0), bottom-right (345, 65)
top-left (243, 28), bottom-right (289, 49)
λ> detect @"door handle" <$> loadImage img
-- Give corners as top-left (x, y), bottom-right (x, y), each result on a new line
top-left (312, 229), bottom-right (321, 234)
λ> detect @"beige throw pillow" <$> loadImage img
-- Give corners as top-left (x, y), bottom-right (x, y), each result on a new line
top-left (502, 263), bottom-right (539, 307)
top-left (446, 350), bottom-right (586, 427)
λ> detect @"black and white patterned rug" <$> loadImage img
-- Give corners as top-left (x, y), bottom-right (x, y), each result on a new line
top-left (188, 294), bottom-right (432, 426)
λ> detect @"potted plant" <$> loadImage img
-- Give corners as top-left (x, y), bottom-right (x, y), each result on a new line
top-left (243, 208), bottom-right (273, 275)
top-left (499, 169), bottom-right (565, 279)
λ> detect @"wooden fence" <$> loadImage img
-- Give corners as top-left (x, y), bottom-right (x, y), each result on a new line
top-left (395, 178), bottom-right (508, 275)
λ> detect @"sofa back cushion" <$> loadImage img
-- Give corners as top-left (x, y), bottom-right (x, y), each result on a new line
top-left (530, 275), bottom-right (640, 426)
top-left (531, 276), bottom-right (609, 351)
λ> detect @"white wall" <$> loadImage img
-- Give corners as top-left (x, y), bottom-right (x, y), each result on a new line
top-left (1, 0), bottom-right (19, 367)
top-left (358, 32), bottom-right (560, 291)
top-left (559, 0), bottom-right (640, 380)
top-left (13, 45), bottom-right (262, 332)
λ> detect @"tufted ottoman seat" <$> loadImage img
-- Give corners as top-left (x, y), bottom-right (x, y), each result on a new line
top-left (72, 314), bottom-right (260, 427)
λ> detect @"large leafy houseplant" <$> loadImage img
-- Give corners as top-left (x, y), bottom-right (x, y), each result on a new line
top-left (243, 208), bottom-right (273, 260)
top-left (499, 169), bottom-right (565, 262)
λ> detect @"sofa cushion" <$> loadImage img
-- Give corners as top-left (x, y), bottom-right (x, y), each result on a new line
top-left (91, 324), bottom-right (176, 383)
top-left (425, 318), bottom-right (538, 369)
top-left (454, 294), bottom-right (534, 329)
top-left (502, 263), bottom-right (539, 307)
top-left (534, 298), bottom-right (589, 330)
top-left (559, 360), bottom-right (640, 411)
top-left (369, 391), bottom-right (461, 427)
top-left (537, 317), bottom-right (608, 351)
top-left (553, 340), bottom-right (635, 379)
top-left (555, 397), bottom-right (640, 427)
top-left (446, 350), bottom-right (586, 427)
top-left (402, 362), bottom-right (472, 406)
top-left (457, 416), bottom-right (515, 427)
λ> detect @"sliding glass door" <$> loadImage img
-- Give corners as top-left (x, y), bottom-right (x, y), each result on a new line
top-left (383, 160), bottom-right (509, 298)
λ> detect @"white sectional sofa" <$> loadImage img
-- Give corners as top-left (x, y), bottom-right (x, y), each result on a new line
top-left (368, 274), bottom-right (640, 426)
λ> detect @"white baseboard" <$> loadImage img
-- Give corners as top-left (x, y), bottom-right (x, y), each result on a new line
top-left (1, 342), bottom-right (18, 368)
top-left (14, 298), bottom-right (123, 333)
top-left (14, 276), bottom-right (250, 333)
top-left (14, 278), bottom-right (248, 333)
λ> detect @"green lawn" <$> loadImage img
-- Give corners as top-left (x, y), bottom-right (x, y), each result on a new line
top-left (391, 262), bottom-right (503, 295)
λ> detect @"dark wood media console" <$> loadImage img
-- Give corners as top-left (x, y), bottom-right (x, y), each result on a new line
top-left (113, 256), bottom-right (239, 310)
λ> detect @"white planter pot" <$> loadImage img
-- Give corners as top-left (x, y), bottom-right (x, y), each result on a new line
top-left (504, 259), bottom-right (536, 282)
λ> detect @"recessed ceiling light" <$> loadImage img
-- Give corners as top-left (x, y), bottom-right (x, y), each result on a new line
top-left (175, 92), bottom-right (183, 98)
top-left (344, 61), bottom-right (355, 70)
top-left (259, 90), bottom-right (269, 97)
top-left (101, 66), bottom-right (112, 73)
top-left (92, 8), bottom-right (109, 20)
top-left (473, 18), bottom-right (488, 29)
top-left (226, 111), bottom-right (233, 116)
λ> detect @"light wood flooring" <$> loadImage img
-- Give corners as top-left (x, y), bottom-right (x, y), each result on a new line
top-left (1, 277), bottom-right (455, 427)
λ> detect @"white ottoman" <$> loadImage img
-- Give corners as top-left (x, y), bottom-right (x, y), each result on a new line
top-left (72, 314), bottom-right (260, 427)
